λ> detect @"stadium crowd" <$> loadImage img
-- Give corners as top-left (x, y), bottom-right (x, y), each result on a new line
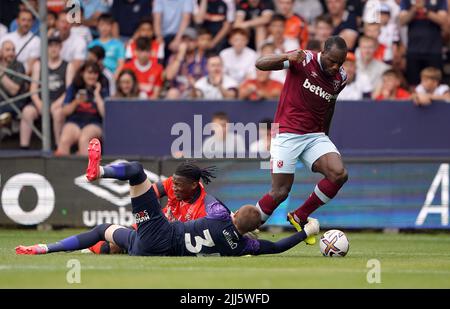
top-left (1, 0), bottom-right (450, 152)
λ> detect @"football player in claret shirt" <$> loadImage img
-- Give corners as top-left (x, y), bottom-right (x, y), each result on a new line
top-left (254, 36), bottom-right (349, 245)
top-left (16, 138), bottom-right (320, 257)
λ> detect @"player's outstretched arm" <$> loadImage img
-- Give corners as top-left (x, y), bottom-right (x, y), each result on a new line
top-left (250, 218), bottom-right (319, 255)
top-left (255, 50), bottom-right (306, 71)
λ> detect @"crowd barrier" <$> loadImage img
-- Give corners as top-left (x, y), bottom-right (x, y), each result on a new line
top-left (0, 157), bottom-right (448, 229)
top-left (104, 99), bottom-right (450, 157)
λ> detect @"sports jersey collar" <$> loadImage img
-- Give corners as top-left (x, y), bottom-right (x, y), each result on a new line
top-left (134, 59), bottom-right (152, 72)
top-left (317, 52), bottom-right (324, 71)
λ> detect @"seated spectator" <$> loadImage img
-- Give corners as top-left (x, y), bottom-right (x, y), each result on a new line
top-left (0, 10), bottom-right (40, 75)
top-left (234, 0), bottom-right (275, 50)
top-left (276, 0), bottom-right (309, 48)
top-left (122, 37), bottom-right (164, 99)
top-left (202, 111), bottom-right (246, 158)
top-left (88, 14), bottom-right (126, 75)
top-left (262, 14), bottom-right (299, 53)
top-left (338, 52), bottom-right (372, 100)
top-left (125, 17), bottom-right (164, 64)
top-left (311, 15), bottom-right (333, 50)
top-left (115, 69), bottom-right (140, 98)
top-left (56, 61), bottom-right (108, 156)
top-left (53, 9), bottom-right (87, 72)
top-left (194, 0), bottom-right (232, 52)
top-left (20, 36), bottom-right (74, 149)
top-left (111, 0), bottom-right (152, 41)
top-left (194, 54), bottom-right (238, 99)
top-left (165, 28), bottom-right (210, 99)
top-left (325, 0), bottom-right (359, 50)
top-left (356, 36), bottom-right (391, 90)
top-left (47, 10), bottom-right (58, 34)
top-left (413, 67), bottom-right (450, 106)
top-left (87, 45), bottom-right (115, 96)
top-left (239, 68), bottom-right (283, 100)
top-left (249, 118), bottom-right (272, 158)
top-left (372, 69), bottom-right (411, 100)
top-left (220, 28), bottom-right (257, 84)
top-left (0, 40), bottom-right (28, 126)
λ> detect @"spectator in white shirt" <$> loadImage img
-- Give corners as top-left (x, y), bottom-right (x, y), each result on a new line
top-left (53, 9), bottom-right (87, 72)
top-left (413, 67), bottom-right (450, 106)
top-left (203, 112), bottom-right (246, 158)
top-left (0, 10), bottom-right (40, 75)
top-left (220, 28), bottom-right (257, 84)
top-left (194, 54), bottom-right (238, 99)
top-left (0, 23), bottom-right (7, 41)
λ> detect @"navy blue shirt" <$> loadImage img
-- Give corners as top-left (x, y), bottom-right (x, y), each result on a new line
top-left (111, 0), bottom-right (152, 37)
top-left (400, 0), bottom-right (448, 54)
top-left (173, 200), bottom-right (259, 256)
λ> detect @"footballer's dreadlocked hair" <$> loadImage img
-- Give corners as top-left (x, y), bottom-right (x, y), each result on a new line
top-left (175, 162), bottom-right (217, 185)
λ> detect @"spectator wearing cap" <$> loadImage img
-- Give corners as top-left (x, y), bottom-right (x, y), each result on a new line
top-left (376, 3), bottom-right (403, 70)
top-left (324, 0), bottom-right (359, 50)
top-left (111, 0), bottom-right (152, 42)
top-left (88, 14), bottom-right (126, 75)
top-left (153, 0), bottom-right (193, 66)
top-left (399, 0), bottom-right (448, 85)
top-left (0, 10), bottom-right (40, 75)
top-left (220, 28), bottom-right (257, 84)
top-left (372, 69), bottom-right (411, 100)
top-left (413, 67), bottom-right (450, 106)
top-left (194, 0), bottom-right (232, 52)
top-left (20, 36), bottom-right (75, 149)
top-left (165, 28), bottom-right (211, 99)
top-left (194, 54), bottom-right (238, 99)
top-left (234, 0), bottom-right (275, 50)
top-left (356, 35), bottom-right (391, 90)
top-left (122, 36), bottom-right (164, 99)
top-left (338, 52), bottom-right (372, 100)
top-left (276, 0), bottom-right (309, 49)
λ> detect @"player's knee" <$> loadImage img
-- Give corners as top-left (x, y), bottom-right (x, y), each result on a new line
top-left (270, 187), bottom-right (290, 204)
top-left (328, 168), bottom-right (348, 185)
top-left (94, 223), bottom-right (113, 239)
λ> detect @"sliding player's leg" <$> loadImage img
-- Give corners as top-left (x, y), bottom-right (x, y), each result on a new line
top-left (15, 223), bottom-right (131, 255)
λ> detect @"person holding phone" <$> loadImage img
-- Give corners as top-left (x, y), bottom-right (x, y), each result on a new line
top-left (55, 61), bottom-right (109, 156)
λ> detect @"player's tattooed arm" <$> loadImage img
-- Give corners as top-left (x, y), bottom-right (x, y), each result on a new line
top-left (255, 50), bottom-right (306, 71)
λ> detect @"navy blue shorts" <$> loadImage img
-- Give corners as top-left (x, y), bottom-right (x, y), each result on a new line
top-left (66, 119), bottom-right (102, 130)
top-left (126, 188), bottom-right (177, 256)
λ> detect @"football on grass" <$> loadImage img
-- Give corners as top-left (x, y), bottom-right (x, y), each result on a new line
top-left (319, 229), bottom-right (349, 257)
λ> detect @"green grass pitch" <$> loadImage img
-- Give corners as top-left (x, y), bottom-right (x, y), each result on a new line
top-left (1, 229), bottom-right (449, 288)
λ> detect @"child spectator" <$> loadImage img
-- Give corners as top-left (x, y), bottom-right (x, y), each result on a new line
top-left (125, 18), bottom-right (164, 64)
top-left (122, 37), bottom-right (164, 99)
top-left (220, 28), bottom-right (257, 84)
top-left (372, 69), bottom-right (411, 100)
top-left (88, 14), bottom-right (126, 74)
top-left (413, 67), bottom-right (450, 106)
